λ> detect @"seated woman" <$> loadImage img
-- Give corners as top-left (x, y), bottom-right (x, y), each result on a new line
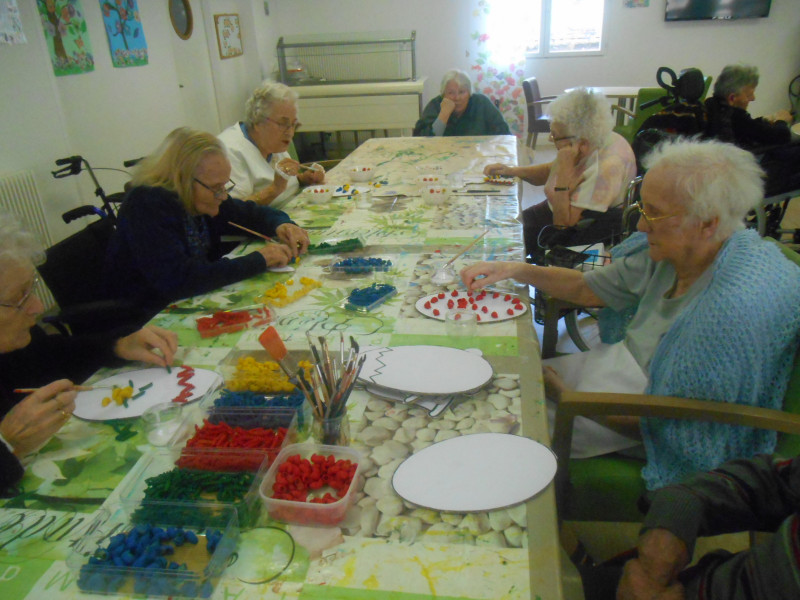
top-left (218, 80), bottom-right (325, 209)
top-left (485, 88), bottom-right (636, 263)
top-left (105, 129), bottom-right (310, 313)
top-left (462, 139), bottom-right (800, 490)
top-left (413, 69), bottom-right (510, 137)
top-left (0, 213), bottom-right (177, 492)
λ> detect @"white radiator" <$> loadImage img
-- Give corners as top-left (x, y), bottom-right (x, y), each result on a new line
top-left (0, 170), bottom-right (56, 309)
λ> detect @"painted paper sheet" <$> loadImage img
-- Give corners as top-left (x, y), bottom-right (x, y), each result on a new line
top-left (36, 0), bottom-right (94, 75)
top-left (0, 0), bottom-right (26, 45)
top-left (99, 0), bottom-right (148, 67)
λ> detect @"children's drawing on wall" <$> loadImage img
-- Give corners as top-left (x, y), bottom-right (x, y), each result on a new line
top-left (100, 0), bottom-right (148, 67)
top-left (36, 0), bottom-right (94, 75)
top-left (0, 1), bottom-right (26, 45)
top-left (214, 13), bottom-right (243, 59)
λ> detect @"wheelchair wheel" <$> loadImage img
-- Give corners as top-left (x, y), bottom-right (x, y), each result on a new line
top-left (564, 308), bottom-right (601, 352)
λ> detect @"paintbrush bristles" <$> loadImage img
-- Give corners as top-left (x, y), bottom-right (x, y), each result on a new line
top-left (258, 327), bottom-right (287, 361)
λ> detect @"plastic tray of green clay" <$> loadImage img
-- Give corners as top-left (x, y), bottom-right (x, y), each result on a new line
top-left (343, 283), bottom-right (397, 312)
top-left (307, 237), bottom-right (364, 255)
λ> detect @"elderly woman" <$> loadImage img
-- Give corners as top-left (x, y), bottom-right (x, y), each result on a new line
top-left (485, 87), bottom-right (636, 262)
top-left (0, 213), bottom-right (177, 492)
top-left (105, 129), bottom-right (310, 313)
top-left (413, 69), bottom-right (510, 137)
top-left (463, 139), bottom-right (800, 489)
top-left (218, 80), bottom-right (325, 209)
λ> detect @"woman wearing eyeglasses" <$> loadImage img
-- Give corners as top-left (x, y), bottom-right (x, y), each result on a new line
top-left (464, 139), bottom-right (800, 490)
top-left (484, 87), bottom-right (636, 263)
top-left (0, 212), bottom-right (177, 493)
top-left (218, 80), bottom-right (325, 209)
top-left (105, 128), bottom-right (309, 313)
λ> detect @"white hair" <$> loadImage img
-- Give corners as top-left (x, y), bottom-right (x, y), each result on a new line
top-left (0, 211), bottom-right (45, 286)
top-left (244, 80), bottom-right (299, 128)
top-left (643, 138), bottom-right (764, 241)
top-left (547, 87), bottom-right (614, 148)
top-left (440, 69), bottom-right (472, 95)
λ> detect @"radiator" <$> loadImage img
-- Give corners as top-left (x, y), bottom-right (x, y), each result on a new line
top-left (0, 170), bottom-right (56, 309)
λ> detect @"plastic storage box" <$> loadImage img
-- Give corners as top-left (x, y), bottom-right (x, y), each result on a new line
top-left (68, 500), bottom-right (238, 598)
top-left (258, 443), bottom-right (362, 526)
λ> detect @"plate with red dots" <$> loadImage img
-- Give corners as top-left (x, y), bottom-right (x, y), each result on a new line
top-left (415, 290), bottom-right (528, 323)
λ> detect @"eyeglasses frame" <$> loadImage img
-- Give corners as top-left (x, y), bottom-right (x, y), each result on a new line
top-left (0, 274), bottom-right (39, 311)
top-left (631, 200), bottom-right (678, 225)
top-left (265, 117), bottom-right (302, 134)
top-left (194, 178), bottom-right (236, 199)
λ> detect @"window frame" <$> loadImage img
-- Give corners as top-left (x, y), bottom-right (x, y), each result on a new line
top-left (526, 0), bottom-right (608, 59)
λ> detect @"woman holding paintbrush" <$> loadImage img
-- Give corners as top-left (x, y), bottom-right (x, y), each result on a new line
top-left (0, 212), bottom-right (177, 492)
top-left (218, 80), bottom-right (325, 209)
top-left (105, 129), bottom-right (310, 313)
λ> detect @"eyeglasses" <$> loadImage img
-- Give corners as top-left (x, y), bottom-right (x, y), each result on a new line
top-left (0, 275), bottom-right (39, 311)
top-left (194, 178), bottom-right (236, 199)
top-left (549, 133), bottom-right (576, 144)
top-left (631, 200), bottom-right (677, 225)
top-left (265, 117), bottom-right (302, 133)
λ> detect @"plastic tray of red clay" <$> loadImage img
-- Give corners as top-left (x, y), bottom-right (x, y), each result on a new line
top-left (415, 289), bottom-right (527, 323)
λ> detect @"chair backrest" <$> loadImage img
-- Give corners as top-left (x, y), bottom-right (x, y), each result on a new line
top-left (613, 88), bottom-right (669, 144)
top-left (37, 217), bottom-right (115, 309)
top-left (790, 75), bottom-right (800, 117)
top-left (522, 77), bottom-right (551, 134)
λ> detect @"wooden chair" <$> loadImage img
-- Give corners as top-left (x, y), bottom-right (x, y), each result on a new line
top-left (522, 77), bottom-right (556, 151)
top-left (552, 241), bottom-right (800, 523)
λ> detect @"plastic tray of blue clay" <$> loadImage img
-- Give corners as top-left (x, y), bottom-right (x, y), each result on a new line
top-left (330, 257), bottom-right (393, 274)
top-left (343, 283), bottom-right (397, 312)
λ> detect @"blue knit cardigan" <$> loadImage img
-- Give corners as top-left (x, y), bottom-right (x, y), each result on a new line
top-left (603, 230), bottom-right (800, 489)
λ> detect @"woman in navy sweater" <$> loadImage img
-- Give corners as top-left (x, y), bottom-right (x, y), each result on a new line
top-left (105, 128), bottom-right (309, 312)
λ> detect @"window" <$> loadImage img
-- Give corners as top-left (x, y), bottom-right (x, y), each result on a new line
top-left (486, 0), bottom-right (606, 60)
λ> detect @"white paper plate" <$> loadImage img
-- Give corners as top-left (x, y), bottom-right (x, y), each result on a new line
top-left (73, 367), bottom-right (222, 421)
top-left (357, 345), bottom-right (493, 396)
top-left (392, 433), bottom-right (557, 512)
top-left (415, 290), bottom-right (527, 323)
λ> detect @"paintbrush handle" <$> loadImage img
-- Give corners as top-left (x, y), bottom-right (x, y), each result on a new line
top-left (445, 229), bottom-right (490, 266)
top-left (227, 221), bottom-right (277, 243)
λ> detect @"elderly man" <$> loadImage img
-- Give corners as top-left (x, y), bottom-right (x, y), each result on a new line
top-left (461, 138), bottom-right (800, 489)
top-left (705, 64), bottom-right (793, 148)
top-left (614, 452), bottom-right (800, 600)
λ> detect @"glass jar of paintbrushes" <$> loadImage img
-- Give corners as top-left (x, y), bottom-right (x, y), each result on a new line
top-left (311, 408), bottom-right (350, 446)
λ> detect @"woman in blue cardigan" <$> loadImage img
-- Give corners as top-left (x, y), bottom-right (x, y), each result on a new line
top-left (105, 129), bottom-right (309, 312)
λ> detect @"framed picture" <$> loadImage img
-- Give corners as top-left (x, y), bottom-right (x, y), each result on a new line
top-left (213, 13), bottom-right (242, 59)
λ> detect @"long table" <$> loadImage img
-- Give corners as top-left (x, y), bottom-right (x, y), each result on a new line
top-left (0, 136), bottom-right (564, 600)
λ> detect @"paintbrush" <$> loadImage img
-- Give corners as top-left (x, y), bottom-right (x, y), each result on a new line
top-left (227, 221), bottom-right (279, 243)
top-left (258, 326), bottom-right (315, 408)
top-left (14, 385), bottom-right (109, 394)
top-left (444, 229), bottom-right (490, 267)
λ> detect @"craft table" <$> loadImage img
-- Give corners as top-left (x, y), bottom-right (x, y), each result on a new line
top-left (0, 136), bottom-right (565, 600)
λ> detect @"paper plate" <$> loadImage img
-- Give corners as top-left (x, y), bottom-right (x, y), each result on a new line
top-left (415, 290), bottom-right (527, 323)
top-left (73, 367), bottom-right (222, 421)
top-left (357, 346), bottom-right (493, 396)
top-left (392, 433), bottom-right (557, 512)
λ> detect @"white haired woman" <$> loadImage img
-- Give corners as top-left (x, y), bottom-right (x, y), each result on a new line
top-left (218, 80), bottom-right (325, 209)
top-left (413, 69), bottom-right (510, 136)
top-left (0, 213), bottom-right (177, 493)
top-left (485, 87), bottom-right (636, 262)
top-left (464, 139), bottom-right (800, 489)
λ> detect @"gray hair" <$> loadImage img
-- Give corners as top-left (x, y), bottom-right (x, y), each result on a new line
top-left (244, 80), bottom-right (299, 128)
top-left (713, 64), bottom-right (759, 100)
top-left (643, 138), bottom-right (764, 241)
top-left (547, 87), bottom-right (614, 148)
top-left (440, 69), bottom-right (472, 96)
top-left (0, 211), bottom-right (45, 278)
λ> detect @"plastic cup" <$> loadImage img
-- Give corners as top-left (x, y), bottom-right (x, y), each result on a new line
top-left (141, 402), bottom-right (183, 446)
top-left (445, 309), bottom-right (478, 337)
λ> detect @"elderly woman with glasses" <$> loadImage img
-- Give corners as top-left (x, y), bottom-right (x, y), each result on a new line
top-left (413, 69), bottom-right (510, 137)
top-left (484, 87), bottom-right (636, 263)
top-left (105, 128), bottom-right (309, 313)
top-left (463, 139), bottom-right (800, 490)
top-left (0, 212), bottom-right (177, 493)
top-left (218, 80), bottom-right (325, 209)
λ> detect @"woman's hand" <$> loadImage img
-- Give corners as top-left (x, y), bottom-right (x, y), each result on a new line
top-left (0, 380), bottom-right (76, 457)
top-left (617, 529), bottom-right (689, 600)
top-left (275, 223), bottom-right (310, 257)
top-left (460, 261), bottom-right (521, 291)
top-left (257, 243), bottom-right (293, 268)
top-left (439, 97), bottom-right (456, 124)
top-left (298, 164), bottom-right (325, 186)
top-left (114, 325), bottom-right (178, 368)
top-left (484, 163), bottom-right (515, 177)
